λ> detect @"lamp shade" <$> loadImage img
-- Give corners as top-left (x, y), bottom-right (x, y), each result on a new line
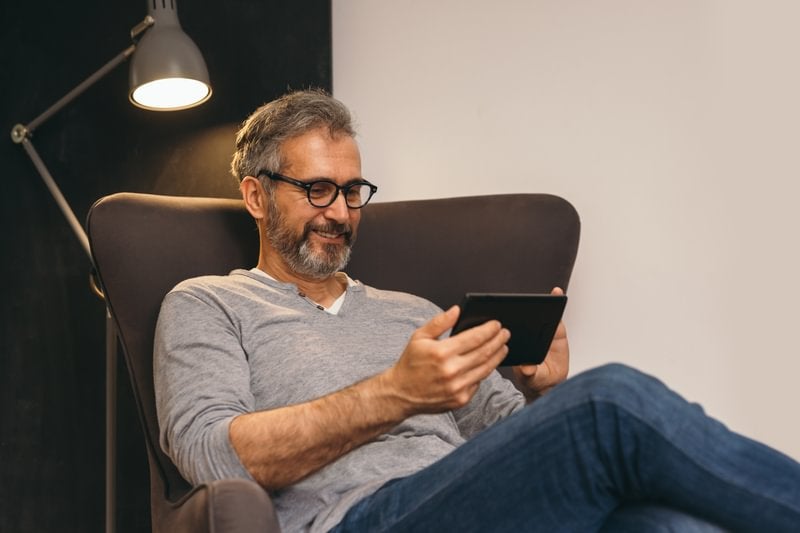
top-left (129, 2), bottom-right (211, 111)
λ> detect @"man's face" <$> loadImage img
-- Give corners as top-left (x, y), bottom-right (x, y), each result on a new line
top-left (263, 128), bottom-right (363, 280)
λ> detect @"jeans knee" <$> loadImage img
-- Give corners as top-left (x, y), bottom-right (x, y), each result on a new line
top-left (567, 363), bottom-right (672, 411)
top-left (576, 362), bottom-right (653, 390)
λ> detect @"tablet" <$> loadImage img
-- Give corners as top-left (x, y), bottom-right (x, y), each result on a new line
top-left (451, 293), bottom-right (567, 366)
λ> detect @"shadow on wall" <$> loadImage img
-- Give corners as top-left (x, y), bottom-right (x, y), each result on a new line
top-left (147, 124), bottom-right (243, 198)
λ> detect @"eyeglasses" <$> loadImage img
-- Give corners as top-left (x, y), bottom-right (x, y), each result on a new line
top-left (257, 170), bottom-right (378, 209)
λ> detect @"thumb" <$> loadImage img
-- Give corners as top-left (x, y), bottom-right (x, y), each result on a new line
top-left (414, 305), bottom-right (460, 340)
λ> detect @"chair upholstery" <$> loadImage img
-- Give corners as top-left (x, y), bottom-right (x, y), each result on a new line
top-left (87, 192), bottom-right (580, 533)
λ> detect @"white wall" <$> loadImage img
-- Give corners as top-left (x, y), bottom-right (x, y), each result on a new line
top-left (332, 0), bottom-right (800, 459)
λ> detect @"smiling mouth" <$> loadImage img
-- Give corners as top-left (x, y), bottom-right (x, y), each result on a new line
top-left (306, 222), bottom-right (353, 244)
top-left (314, 229), bottom-right (344, 240)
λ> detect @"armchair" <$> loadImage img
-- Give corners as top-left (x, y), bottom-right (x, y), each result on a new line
top-left (86, 192), bottom-right (581, 532)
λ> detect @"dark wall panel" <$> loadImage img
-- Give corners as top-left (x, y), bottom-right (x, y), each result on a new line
top-left (0, 1), bottom-right (332, 531)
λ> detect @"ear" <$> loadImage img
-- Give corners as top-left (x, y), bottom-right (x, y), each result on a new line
top-left (241, 176), bottom-right (267, 221)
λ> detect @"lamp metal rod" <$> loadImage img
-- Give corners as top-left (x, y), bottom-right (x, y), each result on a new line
top-left (20, 137), bottom-right (92, 259)
top-left (18, 15), bottom-right (154, 136)
top-left (10, 42), bottom-right (137, 260)
top-left (105, 310), bottom-right (118, 533)
top-left (10, 15), bottom-right (155, 259)
top-left (24, 45), bottom-right (136, 135)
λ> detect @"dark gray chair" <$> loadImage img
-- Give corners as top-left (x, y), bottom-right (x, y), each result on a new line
top-left (87, 192), bottom-right (581, 532)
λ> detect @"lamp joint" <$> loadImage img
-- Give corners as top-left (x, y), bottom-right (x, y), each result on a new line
top-left (130, 15), bottom-right (155, 41)
top-left (11, 124), bottom-right (29, 144)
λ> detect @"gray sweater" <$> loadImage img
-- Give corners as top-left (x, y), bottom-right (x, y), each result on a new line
top-left (154, 269), bottom-right (524, 532)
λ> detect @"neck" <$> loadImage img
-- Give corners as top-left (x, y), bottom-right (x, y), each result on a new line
top-left (257, 256), bottom-right (347, 308)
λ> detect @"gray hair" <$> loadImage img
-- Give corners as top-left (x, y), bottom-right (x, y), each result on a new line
top-left (230, 89), bottom-right (356, 184)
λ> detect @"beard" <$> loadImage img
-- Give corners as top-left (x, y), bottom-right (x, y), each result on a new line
top-left (265, 195), bottom-right (355, 279)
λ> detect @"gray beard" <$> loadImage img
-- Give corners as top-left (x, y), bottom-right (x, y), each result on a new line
top-left (265, 196), bottom-right (354, 280)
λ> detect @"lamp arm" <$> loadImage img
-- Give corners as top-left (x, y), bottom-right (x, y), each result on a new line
top-left (19, 137), bottom-right (93, 258)
top-left (9, 16), bottom-right (155, 261)
top-left (16, 46), bottom-right (135, 138)
top-left (12, 16), bottom-right (154, 139)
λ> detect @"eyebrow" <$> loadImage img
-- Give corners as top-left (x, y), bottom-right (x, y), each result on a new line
top-left (304, 175), bottom-right (367, 185)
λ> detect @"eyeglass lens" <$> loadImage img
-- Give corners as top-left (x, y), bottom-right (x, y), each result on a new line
top-left (309, 182), bottom-right (373, 208)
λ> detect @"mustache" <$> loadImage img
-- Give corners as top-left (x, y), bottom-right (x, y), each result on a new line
top-left (303, 221), bottom-right (355, 244)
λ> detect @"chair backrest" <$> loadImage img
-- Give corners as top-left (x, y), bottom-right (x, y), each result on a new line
top-left (87, 192), bottom-right (580, 506)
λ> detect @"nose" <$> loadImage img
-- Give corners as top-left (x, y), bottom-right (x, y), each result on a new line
top-left (322, 191), bottom-right (350, 222)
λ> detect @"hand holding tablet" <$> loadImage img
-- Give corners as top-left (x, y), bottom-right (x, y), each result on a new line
top-left (450, 293), bottom-right (567, 366)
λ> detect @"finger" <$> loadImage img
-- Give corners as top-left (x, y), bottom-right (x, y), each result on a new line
top-left (414, 305), bottom-right (461, 340)
top-left (444, 318), bottom-right (504, 356)
top-left (455, 337), bottom-right (510, 390)
top-left (434, 327), bottom-right (510, 407)
top-left (453, 326), bottom-right (510, 375)
top-left (551, 286), bottom-right (564, 296)
top-left (515, 364), bottom-right (538, 377)
top-left (551, 320), bottom-right (568, 342)
top-left (465, 326), bottom-right (510, 363)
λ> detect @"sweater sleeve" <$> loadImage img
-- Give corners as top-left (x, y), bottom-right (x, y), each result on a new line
top-left (452, 371), bottom-right (526, 439)
top-left (153, 286), bottom-right (255, 485)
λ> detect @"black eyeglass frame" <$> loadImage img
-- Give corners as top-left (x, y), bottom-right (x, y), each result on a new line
top-left (257, 169), bottom-right (378, 209)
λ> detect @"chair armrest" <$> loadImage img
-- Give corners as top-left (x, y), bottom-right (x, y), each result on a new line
top-left (154, 478), bottom-right (280, 533)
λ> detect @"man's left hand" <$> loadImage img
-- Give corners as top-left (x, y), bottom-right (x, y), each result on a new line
top-left (512, 287), bottom-right (570, 400)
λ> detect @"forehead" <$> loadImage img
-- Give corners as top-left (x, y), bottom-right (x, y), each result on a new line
top-left (280, 128), bottom-right (361, 177)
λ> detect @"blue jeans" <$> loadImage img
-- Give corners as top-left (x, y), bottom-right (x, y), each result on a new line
top-left (330, 364), bottom-right (800, 532)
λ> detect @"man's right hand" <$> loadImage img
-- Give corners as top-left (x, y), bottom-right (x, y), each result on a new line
top-left (383, 306), bottom-right (510, 414)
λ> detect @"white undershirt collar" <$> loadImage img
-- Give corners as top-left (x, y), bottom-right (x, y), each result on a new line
top-left (249, 268), bottom-right (355, 315)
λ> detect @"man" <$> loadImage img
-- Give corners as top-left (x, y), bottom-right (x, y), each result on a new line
top-left (155, 90), bottom-right (800, 532)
